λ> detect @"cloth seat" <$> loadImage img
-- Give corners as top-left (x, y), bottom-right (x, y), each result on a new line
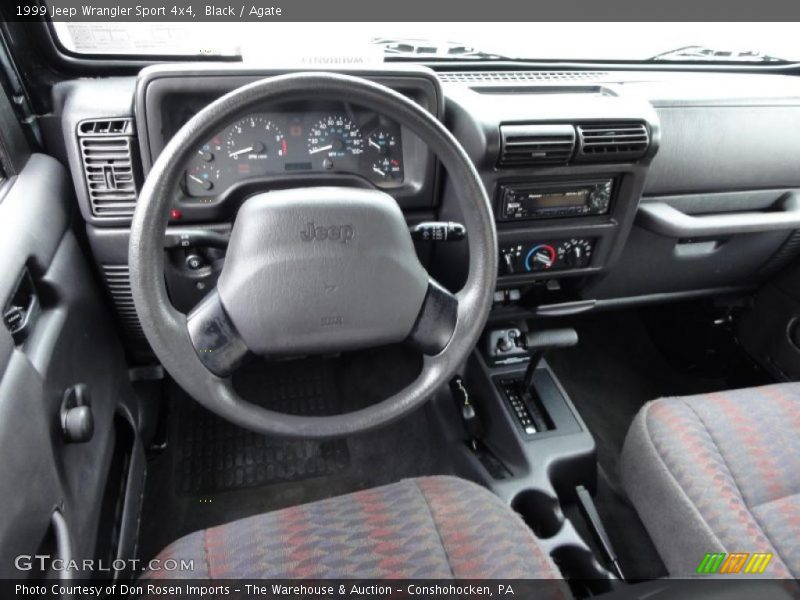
top-left (621, 383), bottom-right (800, 578)
top-left (146, 475), bottom-right (566, 580)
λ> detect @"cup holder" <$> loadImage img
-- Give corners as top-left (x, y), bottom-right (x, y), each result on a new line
top-left (551, 545), bottom-right (615, 594)
top-left (511, 489), bottom-right (565, 539)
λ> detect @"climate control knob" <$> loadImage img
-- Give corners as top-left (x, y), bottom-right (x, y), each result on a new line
top-left (558, 239), bottom-right (593, 269)
top-left (525, 244), bottom-right (557, 272)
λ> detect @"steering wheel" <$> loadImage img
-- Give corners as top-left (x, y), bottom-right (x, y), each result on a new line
top-left (129, 72), bottom-right (497, 438)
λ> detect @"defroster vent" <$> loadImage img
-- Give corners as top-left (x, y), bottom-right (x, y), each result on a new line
top-left (78, 118), bottom-right (138, 218)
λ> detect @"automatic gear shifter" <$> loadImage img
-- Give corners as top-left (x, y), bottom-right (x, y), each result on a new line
top-left (521, 328), bottom-right (579, 391)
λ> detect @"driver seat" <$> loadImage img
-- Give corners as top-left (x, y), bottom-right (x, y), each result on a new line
top-left (145, 476), bottom-right (565, 580)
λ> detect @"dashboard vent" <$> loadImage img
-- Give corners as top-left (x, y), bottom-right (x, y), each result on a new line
top-left (100, 265), bottom-right (144, 339)
top-left (498, 124), bottom-right (575, 167)
top-left (78, 119), bottom-right (133, 136)
top-left (575, 122), bottom-right (649, 162)
top-left (438, 71), bottom-right (609, 84)
top-left (78, 118), bottom-right (138, 218)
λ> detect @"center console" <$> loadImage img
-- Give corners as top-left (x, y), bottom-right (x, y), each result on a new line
top-left (440, 325), bottom-right (618, 592)
top-left (430, 80), bottom-right (661, 588)
top-left (436, 80), bottom-right (660, 316)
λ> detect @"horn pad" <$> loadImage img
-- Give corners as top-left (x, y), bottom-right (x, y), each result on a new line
top-left (217, 187), bottom-right (429, 356)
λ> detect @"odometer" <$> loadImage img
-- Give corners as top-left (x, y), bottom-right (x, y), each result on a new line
top-left (307, 115), bottom-right (364, 158)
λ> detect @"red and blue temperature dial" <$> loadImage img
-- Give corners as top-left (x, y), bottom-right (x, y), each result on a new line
top-left (525, 244), bottom-right (557, 272)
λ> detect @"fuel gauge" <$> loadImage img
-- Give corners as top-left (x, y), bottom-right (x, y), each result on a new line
top-left (186, 164), bottom-right (222, 196)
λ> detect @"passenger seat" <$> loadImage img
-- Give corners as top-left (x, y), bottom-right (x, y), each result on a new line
top-left (621, 383), bottom-right (800, 578)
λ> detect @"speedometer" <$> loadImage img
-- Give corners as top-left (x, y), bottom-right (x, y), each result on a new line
top-left (307, 115), bottom-right (364, 158)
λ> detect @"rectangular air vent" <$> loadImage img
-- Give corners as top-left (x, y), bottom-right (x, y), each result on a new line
top-left (498, 124), bottom-right (576, 167)
top-left (78, 119), bottom-right (132, 136)
top-left (78, 118), bottom-right (138, 218)
top-left (575, 122), bottom-right (649, 162)
top-left (100, 265), bottom-right (144, 339)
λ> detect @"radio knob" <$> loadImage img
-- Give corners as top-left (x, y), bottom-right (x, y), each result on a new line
top-left (590, 184), bottom-right (611, 210)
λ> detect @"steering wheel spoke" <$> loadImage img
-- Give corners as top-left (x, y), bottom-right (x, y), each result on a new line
top-left (186, 289), bottom-right (249, 377)
top-left (406, 278), bottom-right (458, 355)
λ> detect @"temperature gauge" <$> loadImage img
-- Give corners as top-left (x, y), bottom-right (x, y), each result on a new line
top-left (367, 129), bottom-right (398, 155)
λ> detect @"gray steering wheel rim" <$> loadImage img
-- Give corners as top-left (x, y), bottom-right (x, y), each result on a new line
top-left (129, 72), bottom-right (497, 438)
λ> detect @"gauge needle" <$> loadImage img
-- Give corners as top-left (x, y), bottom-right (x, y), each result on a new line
top-left (228, 146), bottom-right (254, 157)
top-left (188, 174), bottom-right (204, 183)
top-left (309, 144), bottom-right (333, 155)
top-left (372, 166), bottom-right (386, 177)
top-left (369, 139), bottom-right (382, 151)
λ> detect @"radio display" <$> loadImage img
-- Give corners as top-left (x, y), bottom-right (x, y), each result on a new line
top-left (526, 189), bottom-right (589, 208)
top-left (498, 180), bottom-right (612, 221)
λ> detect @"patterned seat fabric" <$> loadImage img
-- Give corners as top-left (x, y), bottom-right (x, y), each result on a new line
top-left (146, 476), bottom-right (566, 581)
top-left (621, 383), bottom-right (800, 578)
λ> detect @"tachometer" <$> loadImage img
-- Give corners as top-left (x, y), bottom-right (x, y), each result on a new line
top-left (307, 115), bottom-right (364, 158)
top-left (225, 116), bottom-right (287, 176)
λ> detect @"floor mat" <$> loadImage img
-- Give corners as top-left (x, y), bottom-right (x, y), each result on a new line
top-left (175, 360), bottom-right (349, 495)
top-left (138, 346), bottom-right (456, 563)
top-left (546, 310), bottom-right (729, 480)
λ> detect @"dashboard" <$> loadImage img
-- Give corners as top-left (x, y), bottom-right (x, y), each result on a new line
top-left (182, 105), bottom-right (405, 200)
top-left (54, 65), bottom-right (800, 355)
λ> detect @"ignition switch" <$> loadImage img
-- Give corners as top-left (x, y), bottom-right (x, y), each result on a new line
top-left (185, 252), bottom-right (206, 271)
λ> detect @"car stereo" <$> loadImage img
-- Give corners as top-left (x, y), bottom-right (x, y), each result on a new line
top-left (497, 179), bottom-right (613, 221)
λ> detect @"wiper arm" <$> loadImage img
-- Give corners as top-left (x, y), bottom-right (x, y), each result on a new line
top-left (649, 45), bottom-right (784, 63)
top-left (373, 37), bottom-right (509, 60)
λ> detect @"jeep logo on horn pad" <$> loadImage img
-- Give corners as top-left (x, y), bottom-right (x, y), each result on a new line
top-left (300, 222), bottom-right (356, 243)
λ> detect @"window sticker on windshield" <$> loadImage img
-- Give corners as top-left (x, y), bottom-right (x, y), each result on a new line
top-left (52, 22), bottom-right (240, 56)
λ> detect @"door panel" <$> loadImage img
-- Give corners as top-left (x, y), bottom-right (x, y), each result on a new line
top-left (0, 153), bottom-right (142, 578)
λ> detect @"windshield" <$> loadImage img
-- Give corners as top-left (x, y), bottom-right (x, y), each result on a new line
top-left (51, 22), bottom-right (800, 63)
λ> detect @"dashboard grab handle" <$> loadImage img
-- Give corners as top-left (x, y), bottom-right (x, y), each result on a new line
top-left (637, 192), bottom-right (800, 237)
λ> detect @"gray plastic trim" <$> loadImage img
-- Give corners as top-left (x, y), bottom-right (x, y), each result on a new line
top-left (638, 193), bottom-right (800, 237)
top-left (50, 510), bottom-right (73, 583)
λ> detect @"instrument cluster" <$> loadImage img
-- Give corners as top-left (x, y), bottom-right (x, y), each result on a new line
top-left (183, 109), bottom-right (404, 199)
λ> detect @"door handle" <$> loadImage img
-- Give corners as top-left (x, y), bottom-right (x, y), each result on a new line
top-left (60, 384), bottom-right (94, 444)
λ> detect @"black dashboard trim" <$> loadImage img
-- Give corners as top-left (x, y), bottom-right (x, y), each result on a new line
top-left (133, 64), bottom-right (444, 216)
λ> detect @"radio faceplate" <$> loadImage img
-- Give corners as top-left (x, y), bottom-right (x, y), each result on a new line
top-left (497, 179), bottom-right (613, 221)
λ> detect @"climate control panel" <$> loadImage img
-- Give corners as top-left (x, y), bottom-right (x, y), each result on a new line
top-left (500, 238), bottom-right (595, 276)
